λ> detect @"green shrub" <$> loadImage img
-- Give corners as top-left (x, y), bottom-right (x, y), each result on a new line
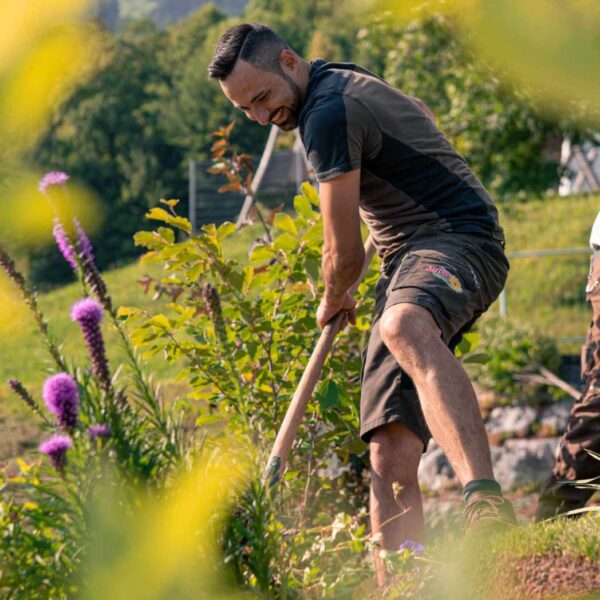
top-left (470, 318), bottom-right (564, 404)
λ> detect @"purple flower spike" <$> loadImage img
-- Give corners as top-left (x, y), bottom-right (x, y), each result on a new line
top-left (71, 297), bottom-right (103, 324)
top-left (71, 298), bottom-right (111, 392)
top-left (399, 540), bottom-right (425, 555)
top-left (88, 424), bottom-right (112, 440)
top-left (42, 373), bottom-right (79, 430)
top-left (73, 218), bottom-right (94, 265)
top-left (39, 171), bottom-right (70, 194)
top-left (39, 434), bottom-right (72, 473)
top-left (53, 219), bottom-right (78, 270)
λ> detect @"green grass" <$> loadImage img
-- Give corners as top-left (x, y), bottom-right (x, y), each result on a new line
top-left (486, 193), bottom-right (599, 350)
top-left (0, 260), bottom-right (167, 417)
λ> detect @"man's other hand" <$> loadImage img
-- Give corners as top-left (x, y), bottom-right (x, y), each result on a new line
top-left (317, 291), bottom-right (357, 330)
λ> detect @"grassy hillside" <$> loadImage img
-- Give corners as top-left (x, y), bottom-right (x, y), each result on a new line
top-left (491, 193), bottom-right (599, 347)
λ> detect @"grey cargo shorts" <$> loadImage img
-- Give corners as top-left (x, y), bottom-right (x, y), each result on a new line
top-left (359, 231), bottom-right (509, 449)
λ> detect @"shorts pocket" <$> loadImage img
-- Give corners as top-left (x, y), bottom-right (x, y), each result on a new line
top-left (391, 250), bottom-right (479, 295)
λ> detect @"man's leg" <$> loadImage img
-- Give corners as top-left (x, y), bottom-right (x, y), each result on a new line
top-left (536, 252), bottom-right (600, 520)
top-left (379, 303), bottom-right (494, 485)
top-left (369, 421), bottom-right (424, 585)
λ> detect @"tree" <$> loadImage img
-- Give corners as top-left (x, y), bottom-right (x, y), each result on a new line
top-left (356, 14), bottom-right (562, 199)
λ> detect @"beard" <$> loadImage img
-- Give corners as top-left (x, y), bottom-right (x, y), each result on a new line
top-left (271, 75), bottom-right (303, 131)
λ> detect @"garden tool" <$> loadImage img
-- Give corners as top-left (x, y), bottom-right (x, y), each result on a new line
top-left (264, 235), bottom-right (376, 487)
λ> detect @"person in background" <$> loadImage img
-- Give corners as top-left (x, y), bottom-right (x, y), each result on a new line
top-left (536, 211), bottom-right (600, 520)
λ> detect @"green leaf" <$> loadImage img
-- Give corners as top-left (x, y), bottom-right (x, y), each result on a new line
top-left (217, 222), bottom-right (237, 240)
top-left (150, 314), bottom-right (171, 329)
top-left (146, 208), bottom-right (192, 234)
top-left (156, 227), bottom-right (175, 244)
top-left (274, 213), bottom-right (297, 236)
top-left (316, 379), bottom-right (339, 410)
top-left (117, 306), bottom-right (139, 319)
top-left (242, 266), bottom-right (254, 294)
top-left (274, 233), bottom-right (298, 252)
top-left (462, 352), bottom-right (490, 364)
top-left (146, 207), bottom-right (172, 223)
top-left (302, 221), bottom-right (323, 247)
top-left (249, 245), bottom-right (275, 264)
top-left (226, 269), bottom-right (244, 291)
top-left (133, 231), bottom-right (164, 250)
top-left (294, 194), bottom-right (315, 220)
top-left (166, 215), bottom-right (192, 234)
top-left (304, 255), bottom-right (320, 283)
top-left (301, 182), bottom-right (320, 206)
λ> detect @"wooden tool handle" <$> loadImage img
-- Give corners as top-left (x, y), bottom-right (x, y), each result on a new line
top-left (264, 236), bottom-right (377, 486)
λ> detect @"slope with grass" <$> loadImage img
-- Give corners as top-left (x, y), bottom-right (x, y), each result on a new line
top-left (493, 193), bottom-right (600, 346)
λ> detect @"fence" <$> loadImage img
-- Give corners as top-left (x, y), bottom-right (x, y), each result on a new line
top-left (496, 246), bottom-right (592, 346)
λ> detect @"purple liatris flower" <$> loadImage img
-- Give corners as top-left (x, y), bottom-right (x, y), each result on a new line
top-left (39, 434), bottom-right (72, 473)
top-left (53, 218), bottom-right (78, 270)
top-left (73, 218), bottom-right (94, 265)
top-left (39, 171), bottom-right (70, 194)
top-left (398, 540), bottom-right (425, 555)
top-left (71, 298), bottom-right (111, 392)
top-left (88, 424), bottom-right (111, 440)
top-left (42, 373), bottom-right (79, 429)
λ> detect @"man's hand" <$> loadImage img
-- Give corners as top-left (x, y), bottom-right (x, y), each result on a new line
top-left (317, 291), bottom-right (357, 330)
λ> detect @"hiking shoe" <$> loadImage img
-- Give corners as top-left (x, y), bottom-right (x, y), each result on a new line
top-left (464, 491), bottom-right (517, 535)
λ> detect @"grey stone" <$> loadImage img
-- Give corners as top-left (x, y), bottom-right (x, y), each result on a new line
top-left (418, 447), bottom-right (457, 491)
top-left (492, 438), bottom-right (560, 490)
top-left (539, 401), bottom-right (573, 435)
top-left (486, 405), bottom-right (537, 438)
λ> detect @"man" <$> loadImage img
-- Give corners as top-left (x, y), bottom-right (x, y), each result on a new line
top-left (208, 22), bottom-right (516, 563)
top-left (536, 212), bottom-right (600, 520)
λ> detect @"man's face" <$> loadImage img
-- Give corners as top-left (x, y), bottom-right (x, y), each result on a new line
top-left (220, 55), bottom-right (303, 132)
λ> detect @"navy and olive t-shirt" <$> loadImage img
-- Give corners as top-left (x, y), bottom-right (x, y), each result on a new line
top-left (298, 59), bottom-right (505, 264)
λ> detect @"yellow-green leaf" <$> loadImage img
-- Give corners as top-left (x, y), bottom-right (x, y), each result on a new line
top-left (217, 222), bottom-right (237, 240)
top-left (294, 194), bottom-right (315, 220)
top-left (146, 207), bottom-right (171, 223)
top-left (117, 306), bottom-right (139, 319)
top-left (160, 198), bottom-right (180, 208)
top-left (274, 213), bottom-right (297, 236)
top-left (150, 314), bottom-right (171, 329)
top-left (301, 182), bottom-right (320, 206)
top-left (250, 245), bottom-right (275, 264)
top-left (274, 233), bottom-right (298, 252)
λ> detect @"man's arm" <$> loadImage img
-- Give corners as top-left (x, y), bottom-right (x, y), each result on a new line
top-left (316, 169), bottom-right (365, 329)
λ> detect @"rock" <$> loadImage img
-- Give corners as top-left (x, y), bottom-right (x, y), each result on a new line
top-left (492, 438), bottom-right (560, 490)
top-left (485, 405), bottom-right (537, 443)
top-left (538, 400), bottom-right (573, 436)
top-left (418, 447), bottom-right (457, 491)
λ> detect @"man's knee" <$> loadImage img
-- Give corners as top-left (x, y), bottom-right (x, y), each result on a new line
top-left (369, 422), bottom-right (423, 489)
top-left (379, 303), bottom-right (441, 368)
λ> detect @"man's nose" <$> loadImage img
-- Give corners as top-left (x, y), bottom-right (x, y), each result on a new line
top-left (253, 106), bottom-right (270, 126)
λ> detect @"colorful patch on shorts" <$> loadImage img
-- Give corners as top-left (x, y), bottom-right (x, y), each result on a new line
top-left (424, 264), bottom-right (463, 292)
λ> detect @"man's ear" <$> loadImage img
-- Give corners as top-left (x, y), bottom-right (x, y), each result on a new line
top-left (279, 48), bottom-right (297, 72)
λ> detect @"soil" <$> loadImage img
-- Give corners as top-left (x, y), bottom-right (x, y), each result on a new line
top-left (489, 554), bottom-right (600, 600)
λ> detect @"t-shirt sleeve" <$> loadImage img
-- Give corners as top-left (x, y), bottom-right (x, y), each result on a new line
top-left (302, 93), bottom-right (381, 183)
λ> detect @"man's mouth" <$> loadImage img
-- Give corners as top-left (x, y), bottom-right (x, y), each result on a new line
top-left (270, 107), bottom-right (286, 125)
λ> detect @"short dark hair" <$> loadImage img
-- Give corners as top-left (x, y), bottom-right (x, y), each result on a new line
top-left (208, 23), bottom-right (289, 80)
